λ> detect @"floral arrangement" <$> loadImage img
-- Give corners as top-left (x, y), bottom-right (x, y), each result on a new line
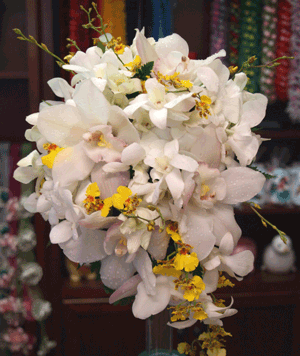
top-left (13, 4), bottom-right (287, 355)
top-left (0, 188), bottom-right (56, 355)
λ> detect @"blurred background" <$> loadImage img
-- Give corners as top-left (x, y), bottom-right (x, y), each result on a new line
top-left (0, 0), bottom-right (299, 355)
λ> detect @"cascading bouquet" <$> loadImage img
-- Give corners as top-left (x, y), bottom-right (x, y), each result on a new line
top-left (13, 4), bottom-right (287, 355)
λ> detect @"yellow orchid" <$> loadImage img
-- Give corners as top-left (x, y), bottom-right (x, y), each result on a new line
top-left (41, 143), bottom-right (64, 169)
top-left (174, 250), bottom-right (199, 272)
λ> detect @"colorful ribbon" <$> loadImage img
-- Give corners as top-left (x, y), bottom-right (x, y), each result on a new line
top-left (260, 0), bottom-right (279, 103)
top-left (228, 0), bottom-right (241, 67)
top-left (210, 0), bottom-right (229, 62)
top-left (287, 0), bottom-right (300, 122)
top-left (238, 0), bottom-right (263, 93)
top-left (274, 0), bottom-right (292, 101)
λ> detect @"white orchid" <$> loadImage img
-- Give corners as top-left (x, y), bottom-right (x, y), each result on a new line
top-left (16, 24), bottom-right (275, 346)
top-left (124, 78), bottom-right (194, 129)
top-left (144, 138), bottom-right (198, 204)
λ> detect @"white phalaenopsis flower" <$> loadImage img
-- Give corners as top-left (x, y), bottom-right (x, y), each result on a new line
top-left (124, 78), bottom-right (194, 129)
top-left (143, 138), bottom-right (198, 203)
top-left (15, 24), bottom-right (276, 345)
top-left (202, 231), bottom-right (255, 294)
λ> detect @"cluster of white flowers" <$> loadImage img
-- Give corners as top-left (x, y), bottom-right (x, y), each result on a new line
top-left (14, 30), bottom-right (268, 329)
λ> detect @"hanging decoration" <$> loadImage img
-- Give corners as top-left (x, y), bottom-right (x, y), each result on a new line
top-left (287, 0), bottom-right (300, 122)
top-left (274, 0), bottom-right (292, 101)
top-left (238, 0), bottom-right (263, 93)
top-left (260, 0), bottom-right (279, 103)
top-left (209, 0), bottom-right (229, 65)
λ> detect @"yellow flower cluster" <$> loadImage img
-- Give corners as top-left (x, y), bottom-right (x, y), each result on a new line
top-left (166, 221), bottom-right (181, 242)
top-left (83, 182), bottom-right (108, 215)
top-left (174, 275), bottom-right (205, 302)
top-left (41, 143), bottom-right (64, 169)
top-left (156, 71), bottom-right (193, 90)
top-left (193, 94), bottom-right (212, 119)
top-left (217, 274), bottom-right (235, 289)
top-left (153, 260), bottom-right (181, 278)
top-left (125, 55), bottom-right (142, 73)
top-left (106, 36), bottom-right (126, 54)
top-left (83, 185), bottom-right (142, 217)
top-left (198, 325), bottom-right (232, 356)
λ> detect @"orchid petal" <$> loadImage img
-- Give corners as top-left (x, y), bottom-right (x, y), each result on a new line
top-left (50, 220), bottom-right (73, 244)
top-left (109, 274), bottom-right (142, 304)
top-left (165, 168), bottom-right (184, 200)
top-left (222, 250), bottom-right (254, 277)
top-left (133, 248), bottom-right (156, 295)
top-left (149, 108), bottom-right (168, 129)
top-left (100, 255), bottom-right (136, 290)
top-left (136, 31), bottom-right (158, 64)
top-left (132, 276), bottom-right (170, 319)
top-left (221, 167), bottom-right (266, 204)
top-left (59, 226), bottom-right (107, 263)
top-left (121, 143), bottom-right (146, 166)
top-left (219, 232), bottom-right (234, 255)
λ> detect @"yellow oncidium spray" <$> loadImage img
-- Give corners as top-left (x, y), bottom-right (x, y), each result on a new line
top-left (156, 71), bottom-right (193, 91)
top-left (41, 143), bottom-right (64, 169)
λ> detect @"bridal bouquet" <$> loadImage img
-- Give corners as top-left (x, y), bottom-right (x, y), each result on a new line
top-left (13, 5), bottom-right (286, 355)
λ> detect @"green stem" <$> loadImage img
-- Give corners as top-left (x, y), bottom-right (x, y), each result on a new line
top-left (248, 203), bottom-right (287, 243)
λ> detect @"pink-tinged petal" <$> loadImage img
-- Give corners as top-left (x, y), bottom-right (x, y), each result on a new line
top-left (133, 248), bottom-right (156, 295)
top-left (79, 214), bottom-right (116, 230)
top-left (189, 124), bottom-right (221, 168)
top-left (180, 207), bottom-right (215, 261)
top-left (203, 269), bottom-right (219, 293)
top-left (170, 153), bottom-right (198, 172)
top-left (222, 250), bottom-right (254, 277)
top-left (165, 168), bottom-right (184, 200)
top-left (59, 226), bottom-right (107, 263)
top-left (108, 106), bottom-right (140, 144)
top-left (149, 108), bottom-right (168, 129)
top-left (219, 232), bottom-right (234, 255)
top-left (155, 34), bottom-right (189, 58)
top-left (132, 276), bottom-right (170, 319)
top-left (104, 221), bottom-right (123, 255)
top-left (121, 143), bottom-right (146, 166)
top-left (52, 143), bottom-right (95, 188)
top-left (37, 104), bottom-right (87, 147)
top-left (100, 255), bottom-right (136, 290)
top-left (182, 172), bottom-right (195, 208)
top-left (82, 143), bottom-right (122, 163)
top-left (109, 274), bottom-right (142, 304)
top-left (241, 93), bottom-right (268, 128)
top-left (136, 31), bottom-right (158, 64)
top-left (73, 79), bottom-right (110, 126)
top-left (91, 163), bottom-right (130, 198)
top-left (197, 66), bottom-right (220, 92)
top-left (211, 204), bottom-right (242, 245)
top-left (147, 228), bottom-right (170, 260)
top-left (221, 167), bottom-right (266, 205)
top-left (50, 220), bottom-right (73, 244)
top-left (102, 162), bottom-right (129, 173)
